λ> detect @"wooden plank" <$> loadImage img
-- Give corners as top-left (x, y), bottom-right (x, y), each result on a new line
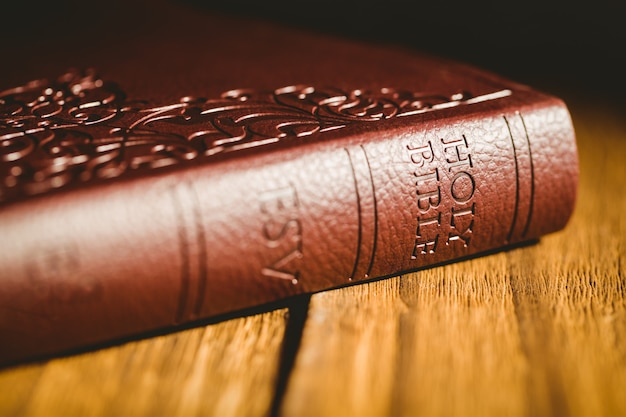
top-left (280, 254), bottom-right (529, 417)
top-left (279, 101), bottom-right (626, 417)
top-left (0, 309), bottom-right (287, 417)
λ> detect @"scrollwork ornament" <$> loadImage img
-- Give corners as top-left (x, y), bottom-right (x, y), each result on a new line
top-left (0, 69), bottom-right (505, 202)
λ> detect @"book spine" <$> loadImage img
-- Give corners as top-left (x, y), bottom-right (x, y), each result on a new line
top-left (0, 94), bottom-right (578, 364)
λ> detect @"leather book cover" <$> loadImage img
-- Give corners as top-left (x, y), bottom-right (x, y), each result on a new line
top-left (0, 1), bottom-right (578, 365)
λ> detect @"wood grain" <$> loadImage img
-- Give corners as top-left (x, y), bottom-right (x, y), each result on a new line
top-left (1, 99), bottom-right (624, 417)
top-left (279, 100), bottom-right (626, 417)
top-left (0, 309), bottom-right (287, 417)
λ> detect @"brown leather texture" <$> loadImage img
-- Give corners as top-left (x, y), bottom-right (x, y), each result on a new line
top-left (0, 1), bottom-right (578, 365)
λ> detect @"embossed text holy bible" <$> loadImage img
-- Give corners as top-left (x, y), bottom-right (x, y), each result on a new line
top-left (0, 3), bottom-right (578, 365)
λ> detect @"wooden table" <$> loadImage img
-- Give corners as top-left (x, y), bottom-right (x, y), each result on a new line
top-left (1, 86), bottom-right (624, 416)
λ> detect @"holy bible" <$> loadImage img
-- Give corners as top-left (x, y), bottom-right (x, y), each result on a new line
top-left (0, 4), bottom-right (578, 365)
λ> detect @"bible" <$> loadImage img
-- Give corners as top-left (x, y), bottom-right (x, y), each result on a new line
top-left (0, 3), bottom-right (578, 365)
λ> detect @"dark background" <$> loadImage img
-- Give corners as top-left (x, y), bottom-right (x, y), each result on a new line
top-left (2, 0), bottom-right (625, 106)
top-left (205, 0), bottom-right (626, 106)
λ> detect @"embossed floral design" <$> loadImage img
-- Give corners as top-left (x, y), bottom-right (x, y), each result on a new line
top-left (0, 69), bottom-right (493, 201)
